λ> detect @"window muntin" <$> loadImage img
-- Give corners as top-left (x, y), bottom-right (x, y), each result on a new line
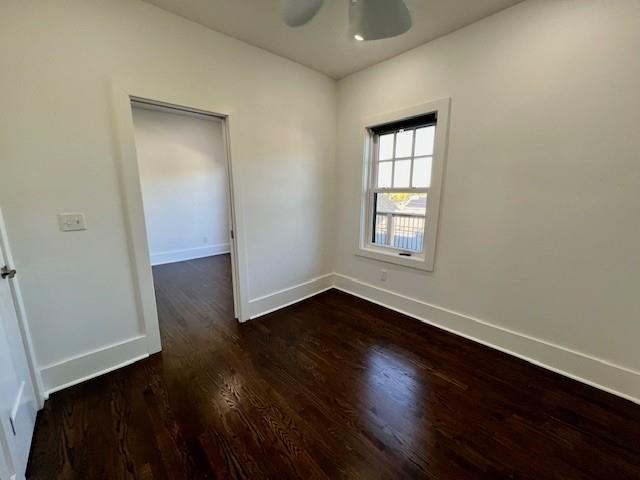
top-left (368, 120), bottom-right (436, 255)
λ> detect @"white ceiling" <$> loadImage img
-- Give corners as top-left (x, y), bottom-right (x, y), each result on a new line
top-left (143, 0), bottom-right (523, 79)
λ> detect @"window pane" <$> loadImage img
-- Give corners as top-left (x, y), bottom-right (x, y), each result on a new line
top-left (373, 201), bottom-right (390, 246)
top-left (395, 129), bottom-right (413, 158)
top-left (414, 126), bottom-right (435, 156)
top-left (412, 156), bottom-right (432, 188)
top-left (378, 134), bottom-right (394, 160)
top-left (373, 193), bottom-right (426, 252)
top-left (393, 159), bottom-right (411, 187)
top-left (377, 161), bottom-right (392, 188)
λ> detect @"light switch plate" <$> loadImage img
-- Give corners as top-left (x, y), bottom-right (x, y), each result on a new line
top-left (57, 213), bottom-right (87, 232)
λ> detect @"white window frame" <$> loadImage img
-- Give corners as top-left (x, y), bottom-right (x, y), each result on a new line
top-left (356, 98), bottom-right (450, 271)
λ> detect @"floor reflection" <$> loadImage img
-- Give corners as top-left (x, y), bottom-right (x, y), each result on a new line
top-left (362, 346), bottom-right (428, 451)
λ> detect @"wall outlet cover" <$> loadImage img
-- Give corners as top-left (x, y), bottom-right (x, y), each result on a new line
top-left (57, 213), bottom-right (87, 232)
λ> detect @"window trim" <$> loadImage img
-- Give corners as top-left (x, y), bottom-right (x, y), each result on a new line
top-left (356, 98), bottom-right (451, 271)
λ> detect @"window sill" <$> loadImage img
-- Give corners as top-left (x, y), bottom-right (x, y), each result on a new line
top-left (355, 245), bottom-right (433, 272)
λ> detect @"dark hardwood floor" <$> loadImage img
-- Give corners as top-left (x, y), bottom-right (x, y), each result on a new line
top-left (27, 255), bottom-right (640, 479)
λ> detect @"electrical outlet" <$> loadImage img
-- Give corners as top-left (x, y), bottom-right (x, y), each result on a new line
top-left (380, 269), bottom-right (387, 282)
top-left (57, 213), bottom-right (87, 232)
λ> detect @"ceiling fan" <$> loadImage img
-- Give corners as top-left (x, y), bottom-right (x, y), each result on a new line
top-left (281, 0), bottom-right (412, 41)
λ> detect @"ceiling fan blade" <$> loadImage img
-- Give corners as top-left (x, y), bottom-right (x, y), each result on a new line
top-left (281, 0), bottom-right (325, 27)
top-left (349, 0), bottom-right (412, 41)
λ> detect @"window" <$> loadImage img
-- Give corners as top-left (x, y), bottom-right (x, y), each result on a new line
top-left (357, 99), bottom-right (450, 271)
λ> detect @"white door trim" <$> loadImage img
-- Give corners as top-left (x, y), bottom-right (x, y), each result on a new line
top-left (110, 79), bottom-right (250, 356)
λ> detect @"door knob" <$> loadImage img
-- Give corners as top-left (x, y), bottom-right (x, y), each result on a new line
top-left (1, 266), bottom-right (16, 279)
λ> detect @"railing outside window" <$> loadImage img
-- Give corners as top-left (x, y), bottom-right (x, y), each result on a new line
top-left (374, 213), bottom-right (425, 252)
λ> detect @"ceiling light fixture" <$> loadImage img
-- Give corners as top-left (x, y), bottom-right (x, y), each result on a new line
top-left (349, 0), bottom-right (412, 41)
top-left (354, 34), bottom-right (364, 42)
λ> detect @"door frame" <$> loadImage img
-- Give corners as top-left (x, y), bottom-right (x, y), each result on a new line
top-left (111, 80), bottom-right (250, 355)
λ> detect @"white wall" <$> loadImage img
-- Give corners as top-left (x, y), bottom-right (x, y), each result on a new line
top-left (0, 0), bottom-right (336, 393)
top-left (132, 107), bottom-right (230, 266)
top-left (334, 0), bottom-right (640, 400)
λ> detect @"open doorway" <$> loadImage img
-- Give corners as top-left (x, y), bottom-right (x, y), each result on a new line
top-left (128, 98), bottom-right (240, 341)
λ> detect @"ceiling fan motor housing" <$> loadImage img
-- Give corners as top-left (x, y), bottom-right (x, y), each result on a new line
top-left (349, 0), bottom-right (412, 41)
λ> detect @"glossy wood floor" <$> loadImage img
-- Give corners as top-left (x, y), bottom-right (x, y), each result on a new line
top-left (28, 255), bottom-right (640, 479)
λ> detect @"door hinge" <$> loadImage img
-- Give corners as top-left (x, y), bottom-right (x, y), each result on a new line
top-left (1, 266), bottom-right (16, 279)
top-left (230, 229), bottom-right (234, 240)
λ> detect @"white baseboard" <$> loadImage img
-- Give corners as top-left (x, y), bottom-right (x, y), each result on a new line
top-left (248, 273), bottom-right (334, 319)
top-left (39, 272), bottom-right (640, 406)
top-left (333, 273), bottom-right (640, 405)
top-left (40, 335), bottom-right (149, 397)
top-left (150, 243), bottom-right (230, 266)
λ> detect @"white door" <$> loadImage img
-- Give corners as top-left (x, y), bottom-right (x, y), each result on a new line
top-left (0, 240), bottom-right (37, 480)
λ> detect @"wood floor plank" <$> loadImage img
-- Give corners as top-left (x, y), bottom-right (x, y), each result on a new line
top-left (27, 255), bottom-right (640, 479)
